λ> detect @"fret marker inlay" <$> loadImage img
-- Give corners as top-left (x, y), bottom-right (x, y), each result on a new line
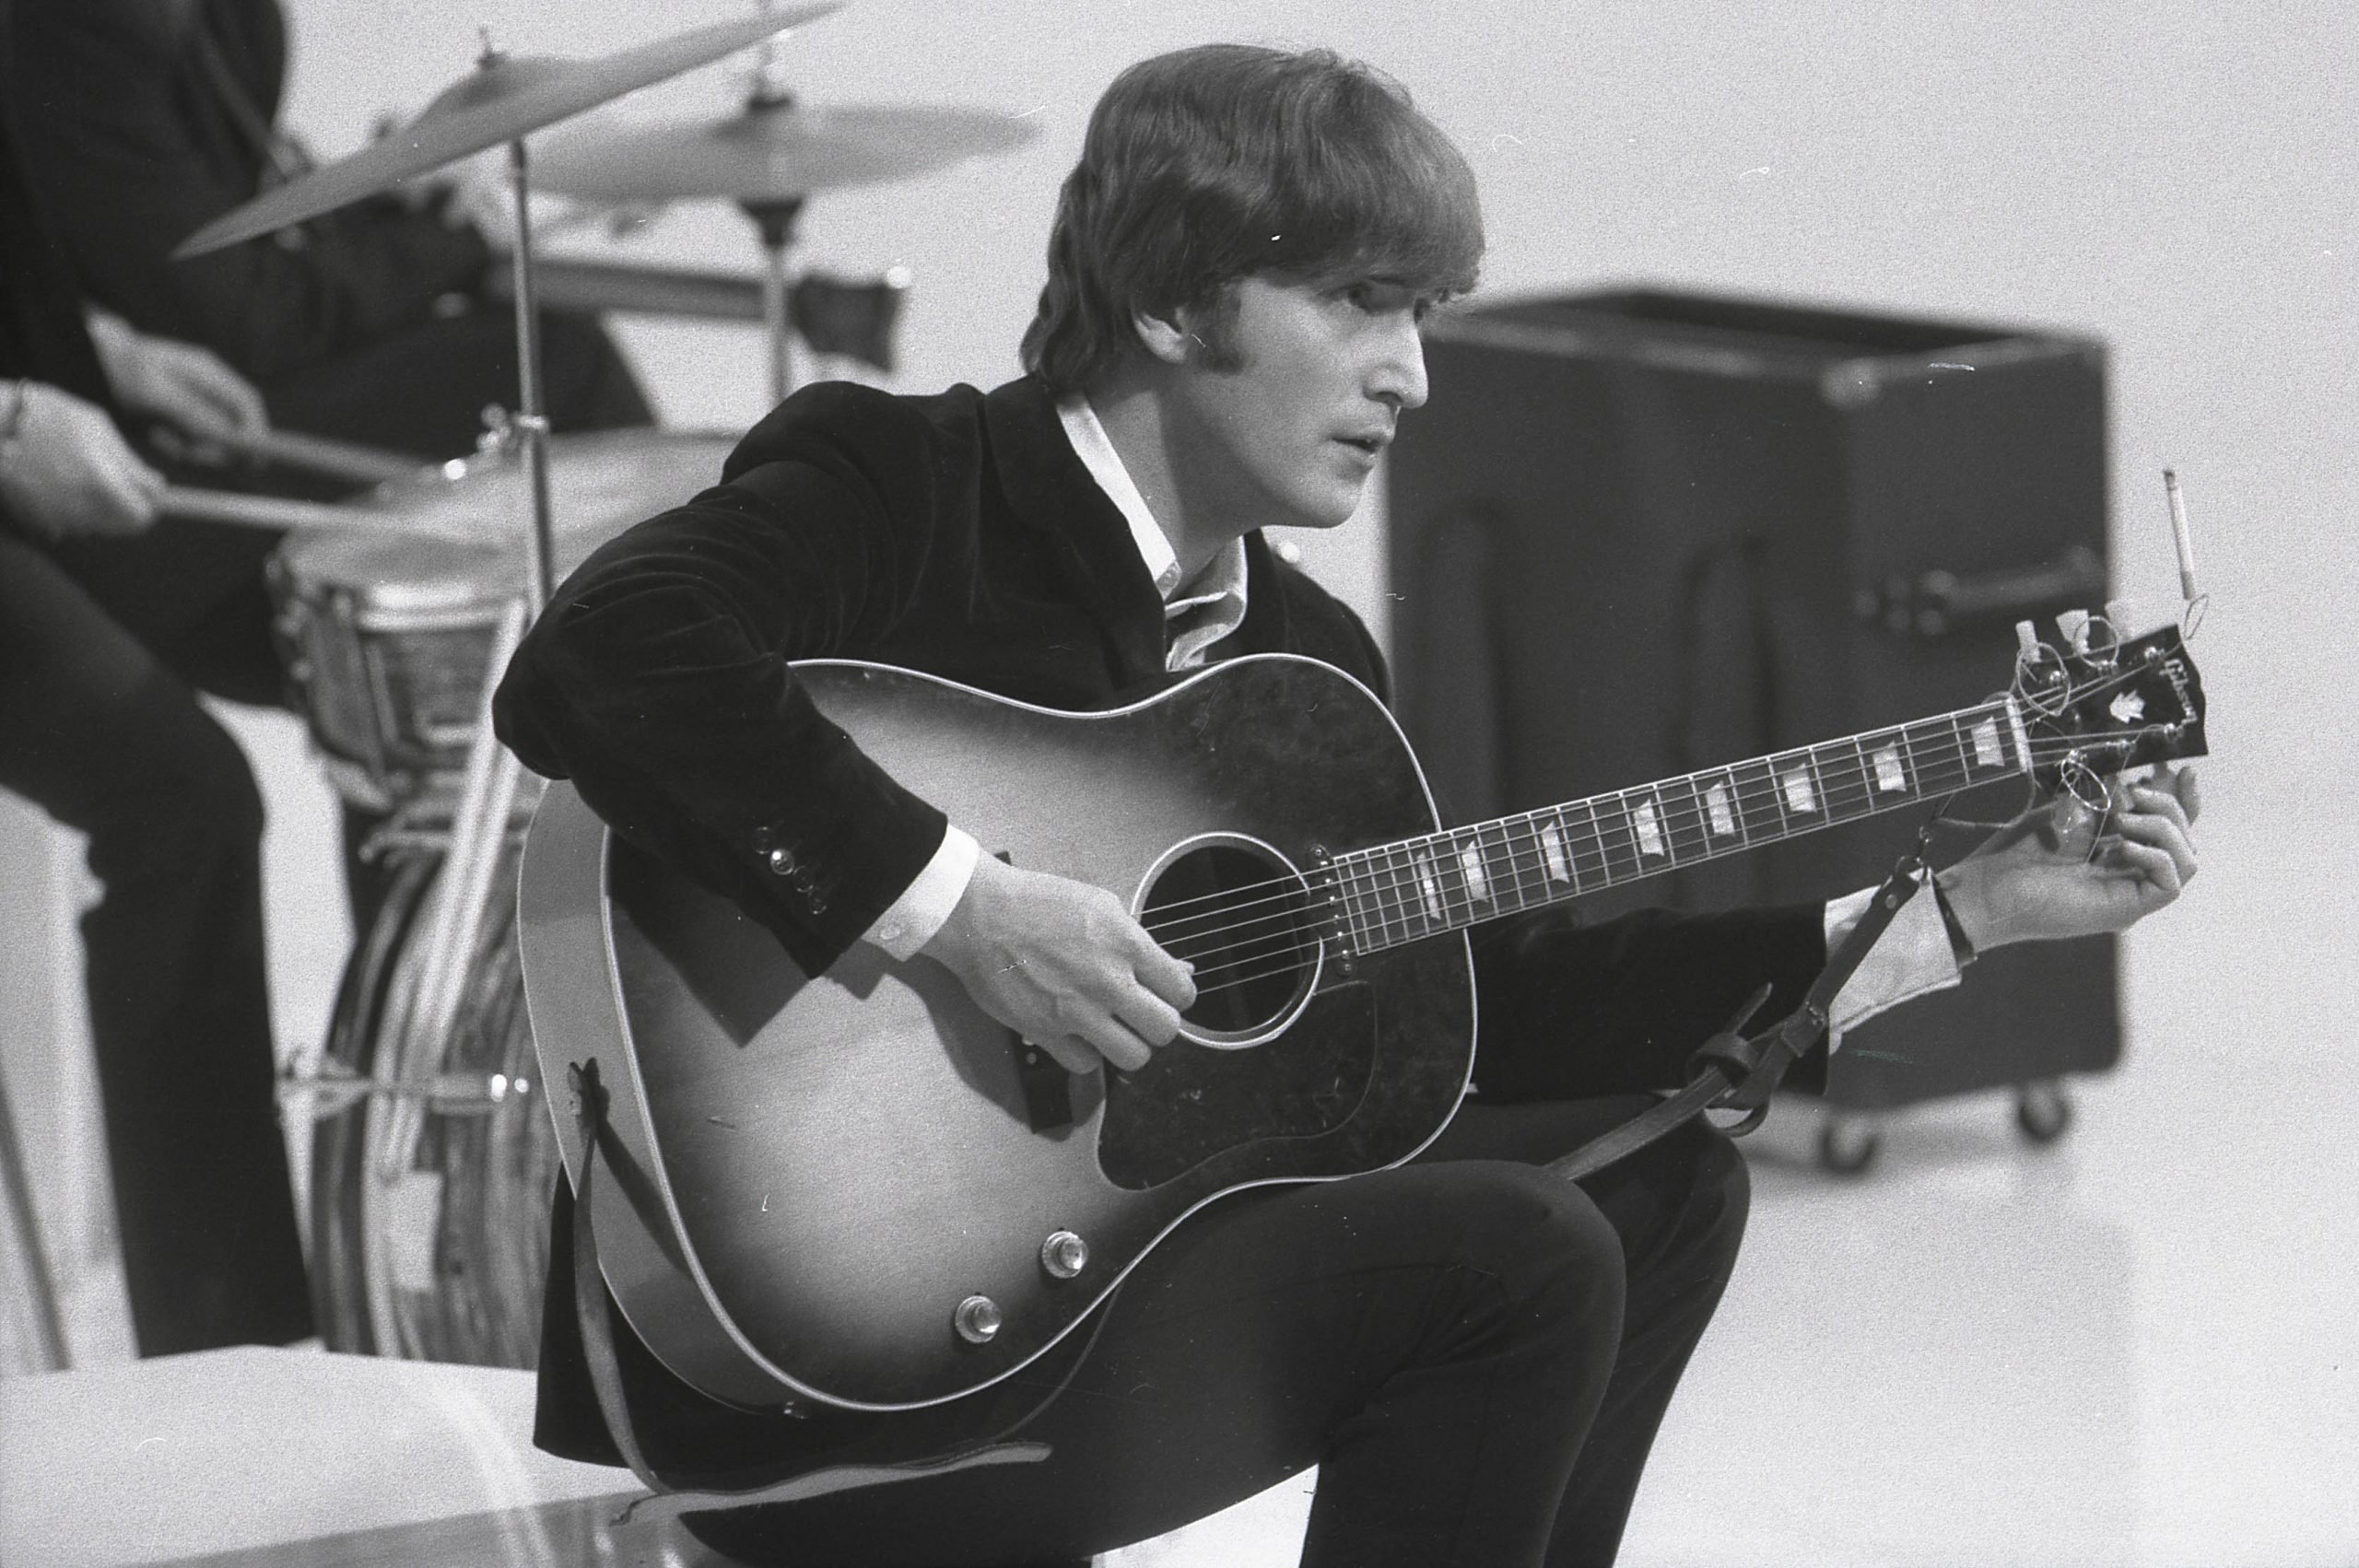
top-left (1872, 745), bottom-right (1907, 792)
top-left (1780, 767), bottom-right (1819, 814)
top-left (1540, 823), bottom-right (1572, 883)
top-left (1459, 844), bottom-right (1489, 903)
top-left (1632, 800), bottom-right (1667, 858)
top-left (1705, 782), bottom-right (1737, 837)
top-left (1414, 852), bottom-right (1446, 922)
top-left (1970, 719), bottom-right (2003, 768)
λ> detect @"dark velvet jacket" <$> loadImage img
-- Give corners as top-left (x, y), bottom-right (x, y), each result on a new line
top-left (8, 0), bottom-right (491, 384)
top-left (494, 374), bottom-right (1828, 1468)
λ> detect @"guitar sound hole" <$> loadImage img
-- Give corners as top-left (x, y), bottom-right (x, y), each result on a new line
top-left (1138, 838), bottom-right (1317, 1046)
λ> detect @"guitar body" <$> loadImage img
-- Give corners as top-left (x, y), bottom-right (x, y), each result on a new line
top-left (518, 655), bottom-right (1474, 1412)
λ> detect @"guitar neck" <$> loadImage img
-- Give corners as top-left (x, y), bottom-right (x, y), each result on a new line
top-left (1330, 696), bottom-right (2031, 954)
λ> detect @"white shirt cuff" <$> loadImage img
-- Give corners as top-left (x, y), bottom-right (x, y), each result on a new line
top-left (861, 825), bottom-right (980, 961)
top-left (1822, 880), bottom-right (1963, 1047)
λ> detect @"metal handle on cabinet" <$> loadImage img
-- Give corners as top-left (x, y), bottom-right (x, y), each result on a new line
top-left (1856, 545), bottom-right (2107, 638)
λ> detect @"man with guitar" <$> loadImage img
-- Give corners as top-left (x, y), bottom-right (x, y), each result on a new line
top-left (494, 43), bottom-right (2199, 1568)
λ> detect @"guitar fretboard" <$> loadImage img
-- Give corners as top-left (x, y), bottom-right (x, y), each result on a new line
top-left (1326, 698), bottom-right (2028, 954)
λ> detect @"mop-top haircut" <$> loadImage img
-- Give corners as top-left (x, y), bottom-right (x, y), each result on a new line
top-left (1020, 43), bottom-right (1485, 393)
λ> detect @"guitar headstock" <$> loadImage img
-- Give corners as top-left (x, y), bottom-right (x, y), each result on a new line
top-left (2015, 618), bottom-right (2209, 792)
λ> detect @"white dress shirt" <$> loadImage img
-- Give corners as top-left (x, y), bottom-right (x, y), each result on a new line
top-left (856, 395), bottom-right (1960, 1043)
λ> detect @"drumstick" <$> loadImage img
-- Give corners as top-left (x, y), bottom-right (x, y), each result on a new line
top-left (158, 486), bottom-right (474, 538)
top-left (216, 427), bottom-right (430, 487)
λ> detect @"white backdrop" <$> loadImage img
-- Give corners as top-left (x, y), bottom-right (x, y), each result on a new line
top-left (2, 0), bottom-right (2353, 1357)
top-left (272, 0), bottom-right (2353, 1066)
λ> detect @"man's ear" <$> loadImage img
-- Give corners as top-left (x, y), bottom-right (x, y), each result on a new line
top-left (1131, 304), bottom-right (1194, 368)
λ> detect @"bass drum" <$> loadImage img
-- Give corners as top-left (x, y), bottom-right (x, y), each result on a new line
top-left (310, 836), bottom-right (556, 1366)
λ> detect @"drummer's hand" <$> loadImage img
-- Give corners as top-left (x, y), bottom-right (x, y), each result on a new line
top-left (0, 382), bottom-right (163, 539)
top-left (85, 310), bottom-right (269, 446)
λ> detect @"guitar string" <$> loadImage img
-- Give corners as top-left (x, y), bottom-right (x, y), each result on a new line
top-left (1151, 721), bottom-right (2173, 976)
top-left (1142, 704), bottom-right (2018, 937)
top-left (1187, 747), bottom-right (2170, 1000)
top-left (1142, 716), bottom-right (2161, 951)
top-left (1135, 664), bottom-right (2165, 931)
top-left (1153, 724), bottom-right (2181, 992)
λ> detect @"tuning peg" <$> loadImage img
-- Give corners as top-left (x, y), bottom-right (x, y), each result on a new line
top-left (2054, 608), bottom-right (2091, 651)
top-left (2014, 620), bottom-right (2040, 659)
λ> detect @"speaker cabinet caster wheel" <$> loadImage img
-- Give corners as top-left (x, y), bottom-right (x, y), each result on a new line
top-left (1817, 1114), bottom-right (1881, 1175)
top-left (2015, 1079), bottom-right (2073, 1144)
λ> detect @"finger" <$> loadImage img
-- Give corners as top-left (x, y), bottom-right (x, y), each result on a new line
top-left (1067, 1006), bottom-right (1153, 1073)
top-left (1111, 987), bottom-right (1185, 1049)
top-left (192, 354), bottom-right (270, 434)
top-left (2170, 765), bottom-right (2201, 825)
top-left (1129, 936), bottom-right (1198, 1011)
top-left (1030, 1035), bottom-right (1101, 1076)
top-left (2126, 782), bottom-right (2193, 838)
top-left (2096, 835), bottom-right (2184, 898)
top-left (2112, 802), bottom-right (2198, 883)
top-left (89, 446), bottom-right (162, 532)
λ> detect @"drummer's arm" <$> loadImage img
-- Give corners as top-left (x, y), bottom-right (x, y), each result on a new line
top-left (0, 380), bottom-right (163, 540)
top-left (8, 10), bottom-right (489, 382)
top-left (84, 311), bottom-right (270, 445)
top-left (493, 392), bottom-right (951, 978)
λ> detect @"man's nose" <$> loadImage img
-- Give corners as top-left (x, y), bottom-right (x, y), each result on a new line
top-left (1369, 315), bottom-right (1428, 412)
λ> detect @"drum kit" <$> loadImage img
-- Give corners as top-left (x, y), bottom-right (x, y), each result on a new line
top-left (168, 2), bottom-right (1040, 1365)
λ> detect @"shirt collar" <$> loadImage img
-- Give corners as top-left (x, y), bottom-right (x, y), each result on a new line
top-left (1055, 393), bottom-right (1248, 608)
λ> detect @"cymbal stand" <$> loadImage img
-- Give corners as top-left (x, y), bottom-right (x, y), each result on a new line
top-left (743, 193), bottom-right (809, 404)
top-left (370, 37), bottom-right (556, 1246)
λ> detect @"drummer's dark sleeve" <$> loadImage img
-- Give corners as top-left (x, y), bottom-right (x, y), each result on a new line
top-left (493, 386), bottom-right (953, 977)
top-left (7, 0), bottom-right (492, 382)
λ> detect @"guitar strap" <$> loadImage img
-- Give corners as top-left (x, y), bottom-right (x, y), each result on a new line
top-left (1546, 827), bottom-right (1936, 1184)
top-left (564, 1064), bottom-right (1052, 1527)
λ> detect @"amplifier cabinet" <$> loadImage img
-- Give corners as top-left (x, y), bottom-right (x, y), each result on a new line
top-left (1387, 289), bottom-right (2119, 1113)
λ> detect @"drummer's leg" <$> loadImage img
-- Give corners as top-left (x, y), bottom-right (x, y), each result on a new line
top-left (0, 533), bottom-right (313, 1355)
top-left (257, 306), bottom-right (654, 461)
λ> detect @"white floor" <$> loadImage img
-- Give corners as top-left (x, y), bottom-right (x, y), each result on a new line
top-left (1106, 1057), bottom-right (2359, 1568)
top-left (7, 715), bottom-right (2357, 1565)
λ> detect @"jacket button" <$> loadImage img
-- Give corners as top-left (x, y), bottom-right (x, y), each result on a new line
top-left (751, 825), bottom-right (776, 852)
top-left (766, 847), bottom-right (798, 876)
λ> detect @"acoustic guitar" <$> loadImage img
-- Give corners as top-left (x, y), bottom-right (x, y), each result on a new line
top-left (517, 627), bottom-right (2205, 1413)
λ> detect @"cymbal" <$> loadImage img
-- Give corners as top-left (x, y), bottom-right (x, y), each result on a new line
top-left (174, 5), bottom-right (845, 258)
top-left (531, 99), bottom-right (1040, 205)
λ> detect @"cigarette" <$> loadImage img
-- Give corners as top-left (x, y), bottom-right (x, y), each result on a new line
top-left (2164, 469), bottom-right (2198, 602)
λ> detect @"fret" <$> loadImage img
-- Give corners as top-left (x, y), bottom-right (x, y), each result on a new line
top-left (1563, 799), bottom-right (1606, 890)
top-left (1590, 793), bottom-right (1645, 885)
top-left (1941, 713), bottom-right (1980, 794)
top-left (1865, 730), bottom-right (1912, 800)
top-left (2001, 695), bottom-right (2033, 774)
top-left (1966, 710), bottom-right (2006, 773)
top-left (1698, 767), bottom-right (1745, 847)
top-left (1349, 848), bottom-right (1378, 947)
top-left (1824, 738), bottom-right (1873, 822)
top-left (1656, 775), bottom-right (1712, 863)
top-left (1774, 750), bottom-right (1822, 821)
top-left (1726, 759), bottom-right (1781, 843)
top-left (1627, 786), bottom-right (1673, 865)
top-left (1539, 808), bottom-right (1580, 891)
top-left (1377, 843), bottom-right (1420, 947)
top-left (1405, 842), bottom-right (1444, 931)
top-left (1487, 818), bottom-right (1537, 913)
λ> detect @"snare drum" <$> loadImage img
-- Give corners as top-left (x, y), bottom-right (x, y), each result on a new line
top-left (271, 429), bottom-right (736, 808)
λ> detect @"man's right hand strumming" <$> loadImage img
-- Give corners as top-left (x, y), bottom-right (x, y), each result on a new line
top-left (921, 851), bottom-right (1198, 1075)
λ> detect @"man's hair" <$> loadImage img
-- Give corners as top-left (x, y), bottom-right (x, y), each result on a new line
top-left (1020, 44), bottom-right (1485, 393)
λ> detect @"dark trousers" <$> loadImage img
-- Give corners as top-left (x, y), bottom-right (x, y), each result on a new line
top-left (0, 527), bottom-right (311, 1354)
top-left (651, 1099), bottom-right (1746, 1568)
